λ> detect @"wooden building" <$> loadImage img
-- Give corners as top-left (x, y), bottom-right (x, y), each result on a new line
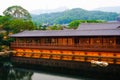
top-left (10, 22), bottom-right (120, 72)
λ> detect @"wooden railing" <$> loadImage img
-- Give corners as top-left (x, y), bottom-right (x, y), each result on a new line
top-left (12, 51), bottom-right (120, 65)
top-left (10, 42), bottom-right (120, 52)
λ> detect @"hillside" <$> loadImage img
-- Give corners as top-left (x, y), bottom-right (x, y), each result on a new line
top-left (31, 8), bottom-right (119, 25)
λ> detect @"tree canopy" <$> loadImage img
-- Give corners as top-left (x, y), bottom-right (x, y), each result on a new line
top-left (3, 19), bottom-right (36, 33)
top-left (68, 20), bottom-right (81, 29)
top-left (1, 5), bottom-right (35, 34)
top-left (68, 20), bottom-right (106, 29)
top-left (47, 24), bottom-right (63, 30)
top-left (3, 5), bottom-right (31, 20)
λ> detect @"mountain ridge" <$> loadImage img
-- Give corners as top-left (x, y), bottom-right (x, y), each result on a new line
top-left (31, 8), bottom-right (119, 25)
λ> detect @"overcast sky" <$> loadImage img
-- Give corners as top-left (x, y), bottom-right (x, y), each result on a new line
top-left (0, 0), bottom-right (120, 15)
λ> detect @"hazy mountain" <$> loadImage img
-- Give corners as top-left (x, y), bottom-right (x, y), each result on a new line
top-left (30, 7), bottom-right (68, 15)
top-left (31, 8), bottom-right (119, 25)
top-left (95, 6), bottom-right (120, 13)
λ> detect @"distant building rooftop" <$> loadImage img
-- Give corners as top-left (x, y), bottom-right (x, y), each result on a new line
top-left (77, 22), bottom-right (120, 30)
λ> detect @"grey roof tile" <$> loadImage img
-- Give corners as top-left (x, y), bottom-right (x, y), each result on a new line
top-left (10, 22), bottom-right (120, 37)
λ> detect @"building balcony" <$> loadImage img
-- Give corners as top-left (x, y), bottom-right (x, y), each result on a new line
top-left (10, 42), bottom-right (120, 52)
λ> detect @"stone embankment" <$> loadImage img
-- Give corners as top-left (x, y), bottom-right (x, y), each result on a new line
top-left (0, 51), bottom-right (16, 57)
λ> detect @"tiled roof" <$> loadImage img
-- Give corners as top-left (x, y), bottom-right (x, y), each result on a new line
top-left (77, 22), bottom-right (120, 30)
top-left (10, 22), bottom-right (120, 37)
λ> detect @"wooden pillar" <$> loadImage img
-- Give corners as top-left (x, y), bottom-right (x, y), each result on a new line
top-left (114, 36), bottom-right (116, 48)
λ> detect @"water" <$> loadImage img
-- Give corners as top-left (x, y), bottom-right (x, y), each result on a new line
top-left (0, 67), bottom-right (95, 80)
top-left (0, 62), bottom-right (119, 80)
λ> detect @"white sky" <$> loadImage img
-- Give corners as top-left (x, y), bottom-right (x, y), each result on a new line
top-left (0, 0), bottom-right (120, 15)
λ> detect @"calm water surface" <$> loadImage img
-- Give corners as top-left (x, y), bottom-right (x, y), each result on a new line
top-left (0, 65), bottom-right (97, 80)
top-left (0, 63), bottom-right (119, 80)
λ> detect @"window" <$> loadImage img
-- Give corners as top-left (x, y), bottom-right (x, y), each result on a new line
top-left (116, 38), bottom-right (120, 45)
top-left (26, 39), bottom-right (32, 43)
top-left (91, 37), bottom-right (102, 45)
top-left (103, 37), bottom-right (114, 45)
top-left (51, 38), bottom-right (56, 43)
top-left (51, 38), bottom-right (58, 45)
top-left (34, 39), bottom-right (40, 43)
top-left (19, 39), bottom-right (24, 43)
top-left (74, 37), bottom-right (79, 44)
top-left (79, 38), bottom-right (90, 44)
top-left (45, 38), bottom-right (51, 43)
top-left (68, 38), bottom-right (73, 45)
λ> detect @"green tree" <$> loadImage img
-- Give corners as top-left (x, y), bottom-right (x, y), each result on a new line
top-left (0, 16), bottom-right (11, 30)
top-left (3, 19), bottom-right (36, 33)
top-left (0, 16), bottom-right (11, 24)
top-left (47, 24), bottom-right (63, 30)
top-left (2, 6), bottom-right (35, 34)
top-left (36, 24), bottom-right (45, 30)
top-left (3, 5), bottom-right (31, 20)
top-left (68, 20), bottom-right (80, 29)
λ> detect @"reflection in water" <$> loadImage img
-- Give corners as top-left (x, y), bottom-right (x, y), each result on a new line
top-left (0, 62), bottom-right (119, 80)
top-left (8, 69), bottom-right (33, 80)
top-left (0, 63), bottom-right (95, 80)
top-left (0, 63), bottom-right (33, 80)
top-left (0, 67), bottom-right (88, 80)
top-left (0, 67), bottom-right (84, 80)
top-left (32, 72), bottom-right (81, 80)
